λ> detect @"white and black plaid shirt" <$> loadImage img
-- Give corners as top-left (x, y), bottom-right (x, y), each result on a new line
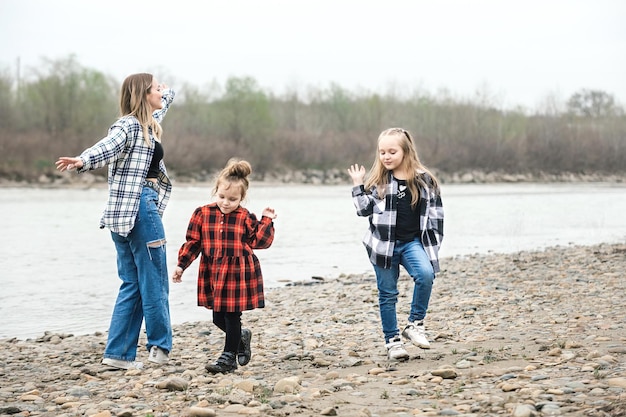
top-left (76, 89), bottom-right (175, 237)
top-left (351, 172), bottom-right (444, 272)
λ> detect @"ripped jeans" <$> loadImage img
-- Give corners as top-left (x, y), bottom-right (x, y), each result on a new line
top-left (104, 186), bottom-right (172, 362)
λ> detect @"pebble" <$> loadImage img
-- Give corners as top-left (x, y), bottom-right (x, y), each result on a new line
top-left (1, 243), bottom-right (625, 416)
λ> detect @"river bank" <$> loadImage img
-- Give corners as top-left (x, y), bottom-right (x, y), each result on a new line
top-left (2, 169), bottom-right (626, 188)
top-left (1, 243), bottom-right (625, 416)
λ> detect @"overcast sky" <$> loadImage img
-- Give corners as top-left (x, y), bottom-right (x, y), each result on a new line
top-left (1, 0), bottom-right (624, 110)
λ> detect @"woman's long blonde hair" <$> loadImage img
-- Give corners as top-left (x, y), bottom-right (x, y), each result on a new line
top-left (364, 128), bottom-right (440, 208)
top-left (213, 158), bottom-right (252, 200)
top-left (119, 73), bottom-right (162, 146)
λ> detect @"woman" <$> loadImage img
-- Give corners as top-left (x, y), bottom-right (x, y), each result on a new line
top-left (56, 73), bottom-right (175, 370)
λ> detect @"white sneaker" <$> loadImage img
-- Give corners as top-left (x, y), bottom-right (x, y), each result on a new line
top-left (148, 346), bottom-right (169, 364)
top-left (102, 357), bottom-right (144, 370)
top-left (385, 336), bottom-right (409, 360)
top-left (402, 321), bottom-right (430, 349)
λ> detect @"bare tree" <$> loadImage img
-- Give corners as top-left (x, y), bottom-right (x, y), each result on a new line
top-left (567, 89), bottom-right (623, 118)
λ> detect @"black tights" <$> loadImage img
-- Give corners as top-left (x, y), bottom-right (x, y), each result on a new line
top-left (212, 311), bottom-right (242, 353)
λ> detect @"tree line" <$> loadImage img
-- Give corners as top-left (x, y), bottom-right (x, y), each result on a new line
top-left (1, 56), bottom-right (624, 182)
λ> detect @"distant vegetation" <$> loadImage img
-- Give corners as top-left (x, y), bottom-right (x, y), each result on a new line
top-left (1, 55), bottom-right (624, 183)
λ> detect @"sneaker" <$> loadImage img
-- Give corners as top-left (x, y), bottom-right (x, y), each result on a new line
top-left (402, 321), bottom-right (430, 349)
top-left (237, 328), bottom-right (252, 366)
top-left (205, 351), bottom-right (237, 374)
top-left (148, 346), bottom-right (169, 364)
top-left (385, 336), bottom-right (409, 360)
top-left (102, 357), bottom-right (144, 370)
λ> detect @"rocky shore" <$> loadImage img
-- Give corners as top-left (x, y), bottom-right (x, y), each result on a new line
top-left (3, 169), bottom-right (625, 188)
top-left (1, 243), bottom-right (625, 417)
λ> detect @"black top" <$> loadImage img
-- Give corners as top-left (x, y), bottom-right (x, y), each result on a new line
top-left (394, 178), bottom-right (423, 242)
top-left (146, 141), bottom-right (163, 179)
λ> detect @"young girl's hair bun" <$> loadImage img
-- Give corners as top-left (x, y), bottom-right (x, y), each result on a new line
top-left (225, 158), bottom-right (252, 179)
top-left (213, 158), bottom-right (253, 198)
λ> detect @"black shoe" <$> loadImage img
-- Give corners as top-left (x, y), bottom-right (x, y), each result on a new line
top-left (238, 328), bottom-right (252, 366)
top-left (205, 351), bottom-right (237, 374)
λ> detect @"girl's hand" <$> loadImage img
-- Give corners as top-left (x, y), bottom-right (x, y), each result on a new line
top-left (56, 157), bottom-right (83, 172)
top-left (347, 164), bottom-right (366, 186)
top-left (262, 207), bottom-right (277, 219)
top-left (172, 266), bottom-right (184, 283)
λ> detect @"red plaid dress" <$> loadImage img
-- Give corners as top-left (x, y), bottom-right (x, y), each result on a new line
top-left (176, 203), bottom-right (275, 312)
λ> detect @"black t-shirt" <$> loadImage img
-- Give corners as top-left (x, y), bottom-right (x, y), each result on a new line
top-left (395, 178), bottom-right (423, 241)
top-left (146, 141), bottom-right (163, 179)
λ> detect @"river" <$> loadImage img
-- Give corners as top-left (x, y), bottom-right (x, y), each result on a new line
top-left (1, 182), bottom-right (624, 339)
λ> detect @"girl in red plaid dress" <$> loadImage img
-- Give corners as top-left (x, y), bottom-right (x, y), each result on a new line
top-left (172, 159), bottom-right (277, 373)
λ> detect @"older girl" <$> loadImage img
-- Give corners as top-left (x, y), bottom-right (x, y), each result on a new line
top-left (347, 128), bottom-right (444, 360)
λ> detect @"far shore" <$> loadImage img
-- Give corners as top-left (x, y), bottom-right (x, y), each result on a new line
top-left (2, 169), bottom-right (626, 189)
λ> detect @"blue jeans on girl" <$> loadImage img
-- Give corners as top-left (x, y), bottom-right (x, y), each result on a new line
top-left (103, 187), bottom-right (172, 362)
top-left (373, 238), bottom-right (435, 343)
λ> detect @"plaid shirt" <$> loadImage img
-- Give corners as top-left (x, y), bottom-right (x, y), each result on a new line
top-left (351, 172), bottom-right (444, 272)
top-left (176, 204), bottom-right (275, 312)
top-left (76, 89), bottom-right (175, 236)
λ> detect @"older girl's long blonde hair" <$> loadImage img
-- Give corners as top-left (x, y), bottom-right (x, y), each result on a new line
top-left (119, 73), bottom-right (162, 146)
top-left (364, 128), bottom-right (440, 208)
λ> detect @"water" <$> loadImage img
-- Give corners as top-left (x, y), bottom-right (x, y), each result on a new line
top-left (1, 182), bottom-right (624, 339)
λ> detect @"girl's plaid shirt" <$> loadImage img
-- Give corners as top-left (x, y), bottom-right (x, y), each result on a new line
top-left (76, 90), bottom-right (175, 236)
top-left (351, 172), bottom-right (444, 272)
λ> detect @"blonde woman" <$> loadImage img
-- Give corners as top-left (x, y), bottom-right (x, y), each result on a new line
top-left (56, 73), bottom-right (175, 370)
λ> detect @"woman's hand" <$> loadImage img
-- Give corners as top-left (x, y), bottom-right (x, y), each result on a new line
top-left (347, 164), bottom-right (366, 186)
top-left (262, 207), bottom-right (277, 219)
top-left (172, 266), bottom-right (184, 283)
top-left (55, 157), bottom-right (83, 172)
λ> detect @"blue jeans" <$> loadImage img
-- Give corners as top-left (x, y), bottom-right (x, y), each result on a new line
top-left (103, 187), bottom-right (172, 361)
top-left (373, 238), bottom-right (435, 343)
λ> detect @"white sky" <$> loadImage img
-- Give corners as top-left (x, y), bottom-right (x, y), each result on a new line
top-left (1, 0), bottom-right (625, 110)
